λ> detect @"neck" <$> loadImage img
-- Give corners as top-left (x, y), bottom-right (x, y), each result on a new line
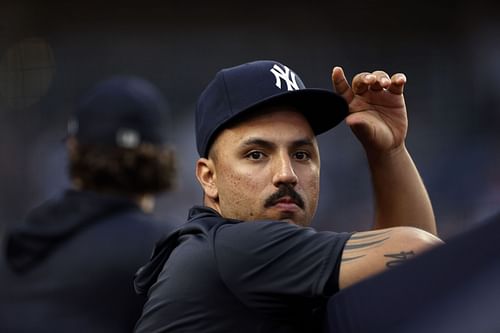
top-left (137, 194), bottom-right (155, 213)
top-left (71, 179), bottom-right (155, 213)
top-left (203, 195), bottom-right (221, 214)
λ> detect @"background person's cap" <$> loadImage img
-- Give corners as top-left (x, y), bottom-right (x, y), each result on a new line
top-left (68, 76), bottom-right (170, 148)
top-left (195, 60), bottom-right (349, 157)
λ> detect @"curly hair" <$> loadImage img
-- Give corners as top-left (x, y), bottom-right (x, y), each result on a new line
top-left (68, 142), bottom-right (176, 196)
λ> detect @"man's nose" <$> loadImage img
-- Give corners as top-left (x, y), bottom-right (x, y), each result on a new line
top-left (272, 153), bottom-right (298, 187)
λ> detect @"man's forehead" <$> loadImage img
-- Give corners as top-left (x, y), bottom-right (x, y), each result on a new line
top-left (219, 111), bottom-right (316, 146)
top-left (231, 107), bottom-right (312, 129)
top-left (231, 108), bottom-right (312, 132)
top-left (207, 107), bottom-right (317, 157)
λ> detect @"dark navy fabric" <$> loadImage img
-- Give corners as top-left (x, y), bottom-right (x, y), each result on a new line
top-left (72, 76), bottom-right (170, 147)
top-left (0, 190), bottom-right (173, 333)
top-left (195, 60), bottom-right (348, 157)
top-left (134, 206), bottom-right (351, 333)
top-left (325, 212), bottom-right (500, 333)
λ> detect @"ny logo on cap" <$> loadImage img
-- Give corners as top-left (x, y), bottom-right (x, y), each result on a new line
top-left (116, 128), bottom-right (140, 148)
top-left (270, 64), bottom-right (299, 91)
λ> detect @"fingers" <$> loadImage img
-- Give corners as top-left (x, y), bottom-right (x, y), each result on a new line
top-left (352, 72), bottom-right (375, 95)
top-left (332, 66), bottom-right (354, 102)
top-left (388, 73), bottom-right (407, 94)
top-left (351, 70), bottom-right (407, 95)
top-left (369, 71), bottom-right (391, 91)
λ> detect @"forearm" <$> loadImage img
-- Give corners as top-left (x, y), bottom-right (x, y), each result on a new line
top-left (367, 145), bottom-right (437, 235)
top-left (339, 226), bottom-right (443, 289)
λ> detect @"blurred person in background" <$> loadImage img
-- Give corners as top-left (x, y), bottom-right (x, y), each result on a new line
top-left (0, 76), bottom-right (177, 333)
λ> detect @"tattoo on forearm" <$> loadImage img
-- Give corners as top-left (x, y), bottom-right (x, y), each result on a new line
top-left (384, 251), bottom-right (415, 268)
top-left (348, 230), bottom-right (391, 240)
top-left (344, 237), bottom-right (390, 250)
top-left (341, 254), bottom-right (366, 262)
top-left (342, 230), bottom-right (392, 263)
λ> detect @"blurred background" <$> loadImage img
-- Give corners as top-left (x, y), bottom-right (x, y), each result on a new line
top-left (0, 0), bottom-right (499, 240)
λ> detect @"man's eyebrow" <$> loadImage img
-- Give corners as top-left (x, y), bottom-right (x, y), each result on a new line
top-left (240, 137), bottom-right (315, 149)
top-left (292, 138), bottom-right (315, 147)
top-left (240, 138), bottom-right (276, 149)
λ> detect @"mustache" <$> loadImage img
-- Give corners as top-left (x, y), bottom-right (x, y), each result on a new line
top-left (264, 184), bottom-right (305, 209)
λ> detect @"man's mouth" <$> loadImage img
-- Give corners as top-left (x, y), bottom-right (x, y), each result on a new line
top-left (264, 184), bottom-right (305, 210)
top-left (273, 197), bottom-right (300, 210)
top-left (275, 197), bottom-right (298, 205)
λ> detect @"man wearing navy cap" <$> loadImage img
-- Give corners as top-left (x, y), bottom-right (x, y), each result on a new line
top-left (134, 61), bottom-right (442, 332)
top-left (0, 77), bottom-right (176, 332)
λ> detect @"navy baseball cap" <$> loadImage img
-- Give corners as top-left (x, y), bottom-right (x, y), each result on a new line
top-left (195, 60), bottom-right (349, 157)
top-left (68, 76), bottom-right (170, 148)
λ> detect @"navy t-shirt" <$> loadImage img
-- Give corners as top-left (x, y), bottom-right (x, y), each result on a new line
top-left (135, 206), bottom-right (351, 332)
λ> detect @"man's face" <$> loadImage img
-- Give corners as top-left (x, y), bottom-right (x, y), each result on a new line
top-left (202, 107), bottom-right (320, 226)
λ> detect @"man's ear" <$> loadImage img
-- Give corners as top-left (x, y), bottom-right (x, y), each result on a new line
top-left (196, 158), bottom-right (218, 201)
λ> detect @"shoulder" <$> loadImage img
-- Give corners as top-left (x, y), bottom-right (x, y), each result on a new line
top-left (108, 210), bottom-right (175, 234)
top-left (213, 220), bottom-right (351, 278)
top-left (211, 221), bottom-right (352, 300)
top-left (215, 219), bottom-right (350, 244)
top-left (214, 220), bottom-right (311, 251)
top-left (82, 212), bottom-right (174, 259)
top-left (213, 220), bottom-right (351, 253)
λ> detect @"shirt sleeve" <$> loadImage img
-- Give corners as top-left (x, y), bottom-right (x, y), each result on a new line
top-left (213, 221), bottom-right (351, 315)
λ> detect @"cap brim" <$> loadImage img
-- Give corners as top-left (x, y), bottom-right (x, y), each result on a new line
top-left (242, 88), bottom-right (349, 136)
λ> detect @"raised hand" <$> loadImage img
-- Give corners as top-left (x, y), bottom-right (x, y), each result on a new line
top-left (332, 67), bottom-right (408, 154)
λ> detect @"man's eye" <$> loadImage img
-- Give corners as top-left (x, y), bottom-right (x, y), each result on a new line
top-left (247, 151), bottom-right (264, 160)
top-left (294, 151), bottom-right (310, 160)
